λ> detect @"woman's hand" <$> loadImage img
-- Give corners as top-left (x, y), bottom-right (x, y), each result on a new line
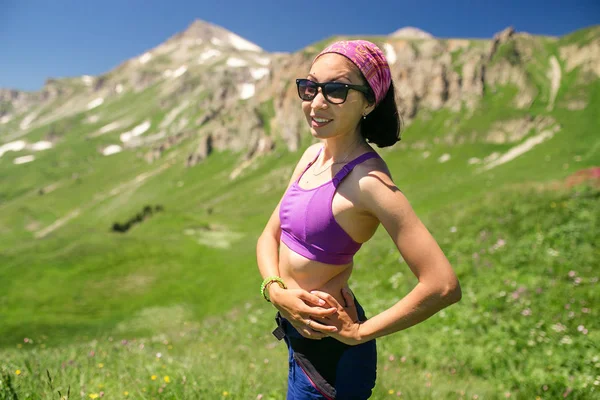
top-left (269, 285), bottom-right (338, 340)
top-left (309, 288), bottom-right (364, 346)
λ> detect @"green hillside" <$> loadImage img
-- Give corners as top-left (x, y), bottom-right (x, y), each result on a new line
top-left (0, 25), bottom-right (599, 399)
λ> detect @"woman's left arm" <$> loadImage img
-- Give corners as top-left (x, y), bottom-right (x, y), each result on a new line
top-left (314, 170), bottom-right (462, 345)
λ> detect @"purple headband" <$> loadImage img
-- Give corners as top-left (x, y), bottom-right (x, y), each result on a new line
top-left (314, 40), bottom-right (392, 105)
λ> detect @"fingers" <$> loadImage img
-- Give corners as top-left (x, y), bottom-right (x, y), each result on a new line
top-left (305, 318), bottom-right (338, 333)
top-left (298, 291), bottom-right (327, 307)
top-left (310, 290), bottom-right (342, 310)
top-left (295, 321), bottom-right (327, 339)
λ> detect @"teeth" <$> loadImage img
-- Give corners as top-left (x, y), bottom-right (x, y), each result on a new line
top-left (313, 118), bottom-right (330, 123)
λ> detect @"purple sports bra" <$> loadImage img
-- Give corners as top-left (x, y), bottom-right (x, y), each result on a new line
top-left (279, 147), bottom-right (381, 265)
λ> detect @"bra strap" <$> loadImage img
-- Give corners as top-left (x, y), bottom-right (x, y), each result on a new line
top-left (332, 152), bottom-right (380, 187)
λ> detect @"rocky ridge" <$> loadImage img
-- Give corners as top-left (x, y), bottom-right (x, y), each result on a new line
top-left (0, 21), bottom-right (598, 173)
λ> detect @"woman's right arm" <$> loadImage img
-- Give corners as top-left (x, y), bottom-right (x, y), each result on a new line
top-left (256, 143), bottom-right (338, 338)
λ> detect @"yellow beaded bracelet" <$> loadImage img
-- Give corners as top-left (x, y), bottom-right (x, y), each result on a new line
top-left (261, 276), bottom-right (287, 302)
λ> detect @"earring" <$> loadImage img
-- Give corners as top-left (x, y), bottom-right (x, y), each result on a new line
top-left (362, 114), bottom-right (367, 120)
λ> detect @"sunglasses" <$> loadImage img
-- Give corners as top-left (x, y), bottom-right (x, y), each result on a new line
top-left (296, 78), bottom-right (373, 104)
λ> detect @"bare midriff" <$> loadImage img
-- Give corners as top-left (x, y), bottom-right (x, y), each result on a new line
top-left (278, 241), bottom-right (353, 307)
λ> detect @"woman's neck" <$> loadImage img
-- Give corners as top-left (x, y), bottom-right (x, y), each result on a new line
top-left (321, 134), bottom-right (366, 163)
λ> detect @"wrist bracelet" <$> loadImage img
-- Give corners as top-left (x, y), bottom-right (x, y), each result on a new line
top-left (261, 276), bottom-right (287, 302)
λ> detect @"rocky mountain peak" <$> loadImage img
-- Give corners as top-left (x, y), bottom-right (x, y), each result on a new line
top-left (390, 27), bottom-right (434, 39)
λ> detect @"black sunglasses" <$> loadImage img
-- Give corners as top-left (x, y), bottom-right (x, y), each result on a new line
top-left (296, 78), bottom-right (373, 104)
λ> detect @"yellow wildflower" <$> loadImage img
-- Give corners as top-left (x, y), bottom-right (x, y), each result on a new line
top-left (151, 375), bottom-right (157, 381)
top-left (389, 389), bottom-right (395, 394)
top-left (164, 376), bottom-right (171, 383)
top-left (223, 391), bottom-right (229, 396)
top-left (97, 363), bottom-right (104, 368)
top-left (123, 391), bottom-right (129, 396)
top-left (89, 394), bottom-right (99, 399)
top-left (15, 370), bottom-right (21, 375)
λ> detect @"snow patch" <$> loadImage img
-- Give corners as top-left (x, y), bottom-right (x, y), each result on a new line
top-left (250, 67), bottom-right (270, 80)
top-left (20, 113), bottom-right (37, 130)
top-left (102, 145), bottom-right (122, 156)
top-left (173, 65), bottom-right (187, 78)
top-left (14, 155), bottom-right (35, 164)
top-left (82, 75), bottom-right (93, 86)
top-left (87, 98), bottom-right (104, 110)
top-left (99, 122), bottom-right (121, 134)
top-left (160, 101), bottom-right (189, 128)
top-left (139, 52), bottom-right (152, 64)
top-left (228, 33), bottom-right (262, 52)
top-left (211, 37), bottom-right (224, 46)
top-left (254, 56), bottom-right (271, 66)
top-left (239, 83), bottom-right (255, 100)
top-left (120, 120), bottom-right (151, 143)
top-left (481, 130), bottom-right (557, 171)
top-left (227, 57), bottom-right (248, 67)
top-left (87, 115), bottom-right (100, 123)
top-left (438, 153), bottom-right (451, 163)
top-left (383, 43), bottom-right (397, 65)
top-left (0, 115), bottom-right (11, 124)
top-left (31, 141), bottom-right (53, 151)
top-left (198, 49), bottom-right (221, 63)
top-left (115, 84), bottom-right (124, 94)
top-left (0, 140), bottom-right (26, 157)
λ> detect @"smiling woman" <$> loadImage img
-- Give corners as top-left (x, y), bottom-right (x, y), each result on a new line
top-left (257, 40), bottom-right (461, 399)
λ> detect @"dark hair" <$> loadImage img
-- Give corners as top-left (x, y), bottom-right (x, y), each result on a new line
top-left (360, 81), bottom-right (402, 147)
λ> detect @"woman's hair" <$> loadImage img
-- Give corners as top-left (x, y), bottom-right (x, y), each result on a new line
top-left (360, 81), bottom-right (402, 148)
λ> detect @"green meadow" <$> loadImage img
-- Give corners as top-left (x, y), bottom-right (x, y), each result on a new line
top-left (1, 28), bottom-right (599, 399)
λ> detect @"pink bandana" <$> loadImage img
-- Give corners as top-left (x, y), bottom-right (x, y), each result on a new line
top-left (314, 40), bottom-right (392, 105)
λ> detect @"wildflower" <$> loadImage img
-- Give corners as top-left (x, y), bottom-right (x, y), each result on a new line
top-left (257, 395), bottom-right (263, 400)
top-left (389, 389), bottom-right (395, 394)
top-left (15, 370), bottom-right (21, 375)
top-left (98, 363), bottom-right (104, 368)
top-left (123, 392), bottom-right (129, 396)
top-left (156, 352), bottom-right (162, 358)
top-left (168, 345), bottom-right (173, 350)
top-left (388, 355), bottom-right (395, 361)
top-left (164, 376), bottom-right (170, 383)
top-left (223, 392), bottom-right (229, 396)
top-left (89, 394), bottom-right (99, 399)
top-left (17, 344), bottom-right (22, 349)
top-left (521, 308), bottom-right (532, 316)
top-left (151, 375), bottom-right (157, 381)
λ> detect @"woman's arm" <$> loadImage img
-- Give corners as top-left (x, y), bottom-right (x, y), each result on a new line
top-left (256, 143), bottom-right (338, 338)
top-left (312, 169), bottom-right (462, 344)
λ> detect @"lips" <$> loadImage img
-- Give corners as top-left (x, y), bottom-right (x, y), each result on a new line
top-left (310, 115), bottom-right (333, 128)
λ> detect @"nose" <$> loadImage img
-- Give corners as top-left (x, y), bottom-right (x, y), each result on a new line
top-left (311, 87), bottom-right (328, 109)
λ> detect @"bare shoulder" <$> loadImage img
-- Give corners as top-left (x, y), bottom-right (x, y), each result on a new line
top-left (352, 153), bottom-right (396, 189)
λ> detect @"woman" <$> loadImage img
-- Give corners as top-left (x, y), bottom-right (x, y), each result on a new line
top-left (256, 40), bottom-right (461, 399)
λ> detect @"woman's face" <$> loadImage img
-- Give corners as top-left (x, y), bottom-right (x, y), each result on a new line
top-left (301, 53), bottom-right (373, 140)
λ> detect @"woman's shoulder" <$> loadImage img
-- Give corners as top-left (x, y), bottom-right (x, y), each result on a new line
top-left (352, 153), bottom-right (399, 193)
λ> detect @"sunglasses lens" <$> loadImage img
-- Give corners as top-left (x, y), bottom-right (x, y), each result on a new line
top-left (323, 83), bottom-right (348, 103)
top-left (297, 80), bottom-right (317, 100)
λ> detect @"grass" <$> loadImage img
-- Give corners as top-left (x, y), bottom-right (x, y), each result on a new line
top-left (1, 183), bottom-right (598, 399)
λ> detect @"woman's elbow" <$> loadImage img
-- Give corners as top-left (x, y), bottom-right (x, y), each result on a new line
top-left (441, 279), bottom-right (462, 305)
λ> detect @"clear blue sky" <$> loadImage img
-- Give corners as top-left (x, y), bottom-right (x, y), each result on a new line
top-left (1, 0), bottom-right (598, 91)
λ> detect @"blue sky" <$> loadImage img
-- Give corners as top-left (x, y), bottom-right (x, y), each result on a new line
top-left (1, 0), bottom-right (598, 91)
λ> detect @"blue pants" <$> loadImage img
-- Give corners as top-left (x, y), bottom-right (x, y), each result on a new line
top-left (273, 298), bottom-right (377, 399)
